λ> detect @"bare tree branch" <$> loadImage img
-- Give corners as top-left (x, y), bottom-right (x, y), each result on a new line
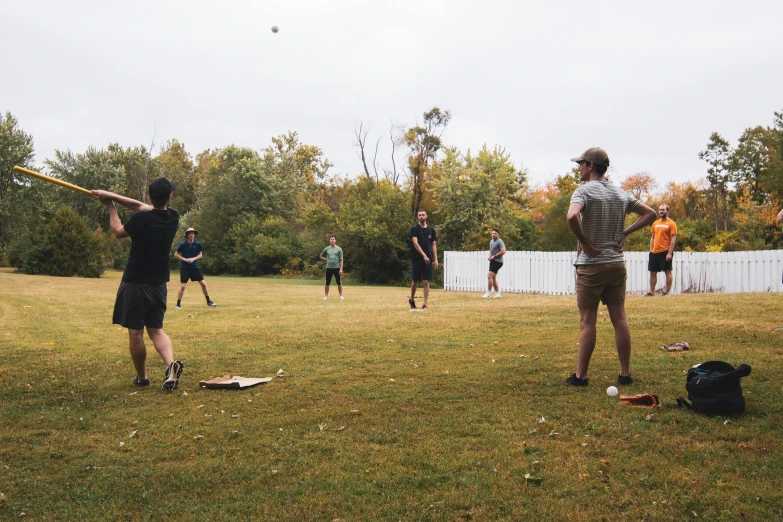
top-left (352, 122), bottom-right (372, 179)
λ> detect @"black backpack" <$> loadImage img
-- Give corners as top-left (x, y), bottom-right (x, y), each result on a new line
top-left (677, 361), bottom-right (751, 416)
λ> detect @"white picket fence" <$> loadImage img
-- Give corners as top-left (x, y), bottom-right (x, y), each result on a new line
top-left (444, 250), bottom-right (783, 295)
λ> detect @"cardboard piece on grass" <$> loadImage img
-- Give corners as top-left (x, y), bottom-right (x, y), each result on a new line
top-left (199, 375), bottom-right (272, 389)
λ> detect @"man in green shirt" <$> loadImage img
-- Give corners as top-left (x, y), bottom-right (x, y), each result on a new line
top-left (320, 235), bottom-right (344, 300)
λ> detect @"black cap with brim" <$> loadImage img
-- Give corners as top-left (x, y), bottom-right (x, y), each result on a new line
top-left (149, 177), bottom-right (176, 200)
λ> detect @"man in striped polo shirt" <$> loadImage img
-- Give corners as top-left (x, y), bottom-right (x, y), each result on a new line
top-left (564, 147), bottom-right (656, 387)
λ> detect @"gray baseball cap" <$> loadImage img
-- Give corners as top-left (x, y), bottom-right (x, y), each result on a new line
top-left (571, 147), bottom-right (610, 167)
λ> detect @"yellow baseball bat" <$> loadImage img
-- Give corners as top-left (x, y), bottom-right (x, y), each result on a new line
top-left (13, 166), bottom-right (93, 196)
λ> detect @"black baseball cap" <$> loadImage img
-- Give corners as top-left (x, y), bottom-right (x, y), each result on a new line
top-left (148, 177), bottom-right (176, 200)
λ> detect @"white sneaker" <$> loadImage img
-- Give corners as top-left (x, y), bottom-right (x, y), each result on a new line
top-left (482, 292), bottom-right (491, 298)
top-left (493, 292), bottom-right (502, 298)
top-left (322, 296), bottom-right (328, 300)
top-left (339, 296), bottom-right (344, 300)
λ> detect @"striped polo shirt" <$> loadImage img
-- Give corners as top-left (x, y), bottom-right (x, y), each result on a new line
top-left (570, 179), bottom-right (640, 266)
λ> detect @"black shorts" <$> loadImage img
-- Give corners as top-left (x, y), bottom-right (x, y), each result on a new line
top-left (326, 268), bottom-right (342, 285)
top-left (180, 266), bottom-right (204, 283)
top-left (648, 252), bottom-right (672, 273)
top-left (113, 282), bottom-right (167, 330)
top-left (489, 260), bottom-right (503, 273)
top-left (411, 259), bottom-right (433, 282)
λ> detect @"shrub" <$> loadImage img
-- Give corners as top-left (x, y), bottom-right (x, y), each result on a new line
top-left (9, 206), bottom-right (104, 277)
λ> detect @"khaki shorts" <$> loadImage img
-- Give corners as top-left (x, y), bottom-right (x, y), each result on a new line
top-left (575, 262), bottom-right (627, 310)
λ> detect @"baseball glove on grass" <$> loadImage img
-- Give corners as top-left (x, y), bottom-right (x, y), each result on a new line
top-left (618, 393), bottom-right (662, 408)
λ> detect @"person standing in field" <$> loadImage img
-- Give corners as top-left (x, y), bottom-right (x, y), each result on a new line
top-left (174, 227), bottom-right (217, 309)
top-left (92, 179), bottom-right (184, 391)
top-left (409, 209), bottom-right (438, 310)
top-left (564, 147), bottom-right (656, 387)
top-left (320, 235), bottom-right (344, 300)
top-left (482, 228), bottom-right (506, 298)
top-left (647, 204), bottom-right (677, 296)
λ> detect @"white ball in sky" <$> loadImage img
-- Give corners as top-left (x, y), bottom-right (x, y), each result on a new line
top-left (271, 26), bottom-right (279, 33)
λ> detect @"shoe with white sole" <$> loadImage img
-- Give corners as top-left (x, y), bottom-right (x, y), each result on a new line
top-left (482, 292), bottom-right (491, 298)
top-left (339, 296), bottom-right (344, 300)
top-left (323, 296), bottom-right (328, 300)
top-left (493, 292), bottom-right (502, 298)
top-left (162, 360), bottom-right (184, 391)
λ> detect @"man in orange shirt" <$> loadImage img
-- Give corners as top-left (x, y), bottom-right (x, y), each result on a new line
top-left (648, 204), bottom-right (677, 296)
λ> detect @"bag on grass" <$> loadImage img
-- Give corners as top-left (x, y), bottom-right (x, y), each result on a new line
top-left (676, 361), bottom-right (751, 416)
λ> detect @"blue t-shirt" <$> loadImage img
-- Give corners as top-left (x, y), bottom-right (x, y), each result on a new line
top-left (176, 240), bottom-right (203, 268)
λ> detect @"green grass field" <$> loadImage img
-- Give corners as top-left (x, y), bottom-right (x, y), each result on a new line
top-left (1, 268), bottom-right (782, 521)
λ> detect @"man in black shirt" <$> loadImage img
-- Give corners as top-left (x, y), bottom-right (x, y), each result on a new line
top-left (92, 178), bottom-right (184, 391)
top-left (409, 209), bottom-right (438, 310)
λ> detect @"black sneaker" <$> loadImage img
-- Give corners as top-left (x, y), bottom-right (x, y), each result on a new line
top-left (618, 374), bottom-right (633, 385)
top-left (133, 377), bottom-right (150, 387)
top-left (645, 292), bottom-right (654, 297)
top-left (162, 360), bottom-right (184, 391)
top-left (565, 373), bottom-right (589, 386)
top-left (408, 298), bottom-right (416, 309)
top-left (207, 301), bottom-right (217, 308)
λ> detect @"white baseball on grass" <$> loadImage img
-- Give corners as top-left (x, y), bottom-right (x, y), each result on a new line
top-left (606, 386), bottom-right (618, 397)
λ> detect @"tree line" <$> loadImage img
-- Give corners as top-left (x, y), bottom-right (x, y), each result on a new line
top-left (1, 107), bottom-right (782, 281)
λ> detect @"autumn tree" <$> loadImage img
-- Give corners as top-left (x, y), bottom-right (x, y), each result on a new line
top-left (404, 107), bottom-right (451, 217)
top-left (699, 132), bottom-right (733, 231)
top-left (620, 171), bottom-right (657, 202)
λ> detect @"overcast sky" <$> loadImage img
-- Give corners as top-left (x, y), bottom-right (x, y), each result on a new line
top-left (2, 0), bottom-right (782, 189)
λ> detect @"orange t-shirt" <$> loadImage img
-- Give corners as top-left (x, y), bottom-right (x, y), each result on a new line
top-left (651, 219), bottom-right (677, 254)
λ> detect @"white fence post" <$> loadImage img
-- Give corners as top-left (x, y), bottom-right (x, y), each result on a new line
top-left (443, 250), bottom-right (783, 295)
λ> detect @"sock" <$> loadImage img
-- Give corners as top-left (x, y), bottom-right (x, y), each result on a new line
top-left (177, 300), bottom-right (181, 306)
top-left (205, 296), bottom-right (211, 302)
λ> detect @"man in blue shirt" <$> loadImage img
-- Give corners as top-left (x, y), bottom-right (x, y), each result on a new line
top-left (174, 228), bottom-right (216, 309)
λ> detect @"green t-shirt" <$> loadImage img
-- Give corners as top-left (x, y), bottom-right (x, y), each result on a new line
top-left (320, 246), bottom-right (343, 269)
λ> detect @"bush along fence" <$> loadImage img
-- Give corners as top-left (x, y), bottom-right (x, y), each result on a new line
top-left (443, 250), bottom-right (783, 295)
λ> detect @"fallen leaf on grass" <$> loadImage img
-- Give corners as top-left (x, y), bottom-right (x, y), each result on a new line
top-left (633, 434), bottom-right (640, 439)
top-left (128, 431), bottom-right (137, 438)
top-left (194, 435), bottom-right (203, 439)
top-left (738, 442), bottom-right (749, 449)
top-left (350, 410), bottom-right (361, 414)
top-left (548, 430), bottom-right (559, 437)
top-left (334, 426), bottom-right (345, 431)
top-left (524, 473), bottom-right (542, 485)
top-left (277, 369), bottom-right (284, 377)
top-left (538, 416), bottom-right (546, 424)
top-left (527, 429), bottom-right (537, 435)
top-left (581, 443), bottom-right (588, 447)
top-left (196, 405), bottom-right (204, 409)
top-left (600, 459), bottom-right (609, 467)
top-left (118, 442), bottom-right (124, 447)
top-left (187, 314), bottom-right (194, 319)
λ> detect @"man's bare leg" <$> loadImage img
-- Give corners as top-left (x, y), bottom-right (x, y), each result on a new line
top-left (146, 327), bottom-right (174, 368)
top-left (607, 304), bottom-right (631, 377)
top-left (649, 272), bottom-right (657, 295)
top-left (575, 308), bottom-right (598, 379)
top-left (128, 329), bottom-right (148, 380)
top-left (177, 283), bottom-right (187, 301)
top-left (198, 280), bottom-right (210, 297)
top-left (338, 284), bottom-right (343, 297)
top-left (665, 270), bottom-right (673, 294)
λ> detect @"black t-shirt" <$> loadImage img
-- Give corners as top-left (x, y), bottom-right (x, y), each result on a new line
top-left (122, 208), bottom-right (180, 285)
top-left (409, 224), bottom-right (437, 260)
